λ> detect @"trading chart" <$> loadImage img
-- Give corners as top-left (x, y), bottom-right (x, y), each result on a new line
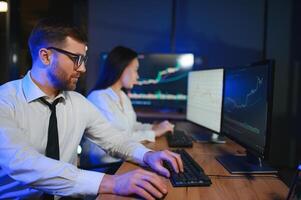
top-left (129, 54), bottom-right (194, 111)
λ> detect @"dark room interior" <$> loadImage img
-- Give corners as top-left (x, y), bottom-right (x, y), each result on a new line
top-left (0, 0), bottom-right (300, 199)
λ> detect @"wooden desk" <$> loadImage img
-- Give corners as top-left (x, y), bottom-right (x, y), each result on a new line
top-left (99, 137), bottom-right (288, 200)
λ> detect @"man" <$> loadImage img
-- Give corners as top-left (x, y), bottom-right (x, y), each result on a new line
top-left (0, 18), bottom-right (183, 199)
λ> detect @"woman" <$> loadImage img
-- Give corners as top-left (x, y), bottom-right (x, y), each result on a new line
top-left (81, 46), bottom-right (174, 173)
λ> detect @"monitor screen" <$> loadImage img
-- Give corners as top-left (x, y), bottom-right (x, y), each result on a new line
top-left (216, 60), bottom-right (276, 174)
top-left (187, 69), bottom-right (224, 133)
top-left (222, 61), bottom-right (274, 157)
top-left (127, 53), bottom-right (199, 113)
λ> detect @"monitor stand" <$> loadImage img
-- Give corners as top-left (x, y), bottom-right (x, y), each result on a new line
top-left (216, 151), bottom-right (277, 174)
top-left (210, 133), bottom-right (226, 144)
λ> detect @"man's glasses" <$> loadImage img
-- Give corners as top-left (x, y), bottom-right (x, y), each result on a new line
top-left (47, 47), bottom-right (88, 70)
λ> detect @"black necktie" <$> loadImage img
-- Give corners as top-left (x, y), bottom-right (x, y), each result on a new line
top-left (40, 97), bottom-right (61, 160)
top-left (40, 98), bottom-right (61, 199)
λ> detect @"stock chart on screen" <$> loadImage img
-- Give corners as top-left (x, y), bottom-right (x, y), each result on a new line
top-left (187, 69), bottom-right (224, 133)
top-left (223, 64), bottom-right (269, 153)
top-left (128, 53), bottom-right (197, 112)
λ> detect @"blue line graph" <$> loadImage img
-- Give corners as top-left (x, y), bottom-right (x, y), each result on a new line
top-left (225, 76), bottom-right (264, 111)
top-left (223, 64), bottom-right (271, 138)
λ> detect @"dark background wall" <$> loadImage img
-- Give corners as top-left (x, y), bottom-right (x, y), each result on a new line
top-left (87, 0), bottom-right (264, 91)
top-left (264, 0), bottom-right (301, 183)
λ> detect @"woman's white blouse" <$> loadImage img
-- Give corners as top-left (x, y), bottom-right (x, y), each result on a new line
top-left (84, 88), bottom-right (155, 165)
top-left (87, 88), bottom-right (155, 142)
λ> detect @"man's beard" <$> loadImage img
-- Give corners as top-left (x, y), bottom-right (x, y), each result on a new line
top-left (48, 69), bottom-right (76, 91)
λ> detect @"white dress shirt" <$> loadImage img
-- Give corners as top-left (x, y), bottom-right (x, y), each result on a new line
top-left (84, 88), bottom-right (155, 166)
top-left (0, 71), bottom-right (150, 199)
top-left (87, 88), bottom-right (155, 142)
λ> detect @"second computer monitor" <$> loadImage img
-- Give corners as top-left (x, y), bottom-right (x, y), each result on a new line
top-left (127, 53), bottom-right (198, 114)
top-left (187, 68), bottom-right (224, 133)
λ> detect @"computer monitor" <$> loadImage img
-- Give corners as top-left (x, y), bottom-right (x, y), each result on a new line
top-left (186, 68), bottom-right (224, 134)
top-left (216, 60), bottom-right (276, 174)
top-left (126, 53), bottom-right (204, 114)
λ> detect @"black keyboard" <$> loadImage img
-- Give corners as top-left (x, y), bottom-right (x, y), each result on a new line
top-left (166, 130), bottom-right (193, 147)
top-left (164, 149), bottom-right (212, 187)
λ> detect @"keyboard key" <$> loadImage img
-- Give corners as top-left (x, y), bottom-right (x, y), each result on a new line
top-left (164, 149), bottom-right (211, 187)
top-left (166, 130), bottom-right (193, 148)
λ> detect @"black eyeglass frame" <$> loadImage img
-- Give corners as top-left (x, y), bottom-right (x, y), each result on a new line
top-left (46, 47), bottom-right (88, 69)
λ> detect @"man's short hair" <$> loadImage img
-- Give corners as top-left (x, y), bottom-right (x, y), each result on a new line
top-left (28, 17), bottom-right (87, 62)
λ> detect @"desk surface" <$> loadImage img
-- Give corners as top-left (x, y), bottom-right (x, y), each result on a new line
top-left (99, 137), bottom-right (288, 200)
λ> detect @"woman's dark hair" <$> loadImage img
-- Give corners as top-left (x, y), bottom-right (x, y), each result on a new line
top-left (92, 46), bottom-right (138, 91)
top-left (28, 17), bottom-right (87, 62)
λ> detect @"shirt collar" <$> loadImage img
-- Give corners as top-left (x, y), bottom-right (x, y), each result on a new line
top-left (22, 71), bottom-right (66, 103)
top-left (104, 87), bottom-right (120, 102)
